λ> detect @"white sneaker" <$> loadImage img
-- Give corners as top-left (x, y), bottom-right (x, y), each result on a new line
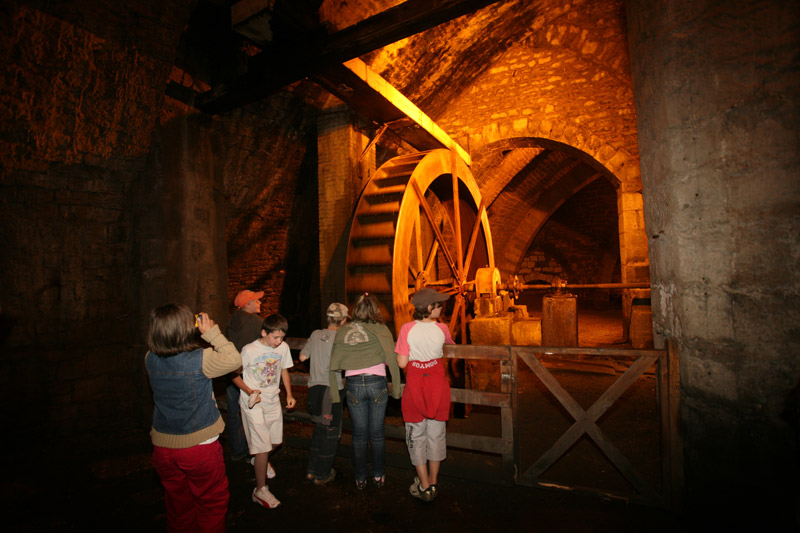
top-left (252, 486), bottom-right (281, 508)
top-left (248, 459), bottom-right (276, 479)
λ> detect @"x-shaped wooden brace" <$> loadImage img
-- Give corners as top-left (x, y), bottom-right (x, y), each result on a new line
top-left (517, 350), bottom-right (659, 499)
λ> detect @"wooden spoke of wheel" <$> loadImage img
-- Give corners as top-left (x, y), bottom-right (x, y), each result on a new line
top-left (411, 179), bottom-right (459, 280)
top-left (463, 200), bottom-right (488, 275)
top-left (451, 149), bottom-right (465, 283)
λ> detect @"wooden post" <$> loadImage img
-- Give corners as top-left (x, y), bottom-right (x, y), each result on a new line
top-left (667, 339), bottom-right (684, 512)
top-left (499, 347), bottom-right (514, 475)
top-left (510, 348), bottom-right (520, 483)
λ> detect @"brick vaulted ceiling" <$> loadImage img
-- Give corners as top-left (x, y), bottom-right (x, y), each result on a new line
top-left (196, 0), bottom-right (635, 277)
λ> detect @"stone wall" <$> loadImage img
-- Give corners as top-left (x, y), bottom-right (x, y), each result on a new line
top-left (627, 0), bottom-right (800, 520)
top-left (518, 177), bottom-right (620, 305)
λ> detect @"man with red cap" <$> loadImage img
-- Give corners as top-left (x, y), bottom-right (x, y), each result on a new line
top-left (225, 289), bottom-right (264, 461)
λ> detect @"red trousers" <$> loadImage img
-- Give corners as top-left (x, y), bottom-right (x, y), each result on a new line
top-left (152, 439), bottom-right (229, 533)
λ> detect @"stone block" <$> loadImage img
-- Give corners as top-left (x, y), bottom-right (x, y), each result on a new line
top-left (618, 192), bottom-right (644, 212)
top-left (511, 318), bottom-right (542, 346)
top-left (629, 305), bottom-right (654, 348)
top-left (542, 294), bottom-right (578, 347)
top-left (474, 295), bottom-right (503, 317)
top-left (469, 316), bottom-right (512, 345)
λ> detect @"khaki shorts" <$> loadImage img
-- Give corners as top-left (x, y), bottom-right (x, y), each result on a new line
top-left (241, 398), bottom-right (283, 454)
top-left (405, 419), bottom-right (446, 465)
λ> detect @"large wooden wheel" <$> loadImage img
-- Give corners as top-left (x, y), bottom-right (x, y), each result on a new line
top-left (345, 149), bottom-right (494, 339)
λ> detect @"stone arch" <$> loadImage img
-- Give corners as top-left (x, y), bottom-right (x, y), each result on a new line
top-left (471, 134), bottom-right (649, 305)
top-left (466, 125), bottom-right (640, 190)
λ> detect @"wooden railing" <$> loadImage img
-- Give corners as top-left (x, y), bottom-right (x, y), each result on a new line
top-left (282, 337), bottom-right (682, 509)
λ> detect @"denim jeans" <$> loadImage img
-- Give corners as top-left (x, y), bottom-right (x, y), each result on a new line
top-left (345, 374), bottom-right (388, 482)
top-left (225, 382), bottom-right (248, 459)
top-left (307, 394), bottom-right (344, 479)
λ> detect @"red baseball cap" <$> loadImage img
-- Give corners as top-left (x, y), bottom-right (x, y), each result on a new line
top-left (234, 290), bottom-right (264, 308)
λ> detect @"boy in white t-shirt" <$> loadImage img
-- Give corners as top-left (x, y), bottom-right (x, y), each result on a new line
top-left (233, 314), bottom-right (296, 509)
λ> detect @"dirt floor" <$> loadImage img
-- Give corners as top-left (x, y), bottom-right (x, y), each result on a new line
top-left (2, 306), bottom-right (692, 532)
top-left (4, 434), bottom-right (682, 533)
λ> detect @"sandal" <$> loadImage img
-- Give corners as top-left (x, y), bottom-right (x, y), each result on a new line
top-left (355, 479), bottom-right (367, 490)
top-left (373, 475), bottom-right (385, 488)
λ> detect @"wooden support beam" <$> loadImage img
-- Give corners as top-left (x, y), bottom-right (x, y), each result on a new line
top-left (197, 0), bottom-right (505, 113)
top-left (314, 59), bottom-right (471, 162)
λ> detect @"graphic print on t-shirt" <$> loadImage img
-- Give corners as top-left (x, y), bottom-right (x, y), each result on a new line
top-left (248, 353), bottom-right (281, 388)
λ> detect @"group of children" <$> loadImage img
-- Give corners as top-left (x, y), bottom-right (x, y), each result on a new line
top-left (145, 287), bottom-right (454, 530)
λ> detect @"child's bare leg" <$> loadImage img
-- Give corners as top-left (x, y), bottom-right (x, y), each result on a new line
top-left (253, 452), bottom-right (268, 489)
top-left (428, 460), bottom-right (440, 486)
top-left (414, 463), bottom-right (430, 490)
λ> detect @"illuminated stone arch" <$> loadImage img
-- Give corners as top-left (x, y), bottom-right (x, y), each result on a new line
top-left (469, 135), bottom-right (648, 292)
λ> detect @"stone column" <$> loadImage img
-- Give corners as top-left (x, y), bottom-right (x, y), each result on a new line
top-left (617, 186), bottom-right (649, 341)
top-left (627, 0), bottom-right (800, 521)
top-left (137, 112), bottom-right (229, 327)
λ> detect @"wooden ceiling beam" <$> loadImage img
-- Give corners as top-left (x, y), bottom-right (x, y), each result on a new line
top-left (313, 58), bottom-right (471, 165)
top-left (196, 0), bottom-right (505, 113)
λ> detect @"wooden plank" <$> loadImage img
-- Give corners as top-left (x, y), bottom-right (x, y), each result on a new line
top-left (450, 388), bottom-right (509, 407)
top-left (511, 350), bottom-right (521, 483)
top-left (444, 344), bottom-right (512, 360)
top-left (529, 346), bottom-right (666, 358)
top-left (658, 347), bottom-right (670, 507)
top-left (499, 358), bottom-right (515, 472)
top-left (668, 339), bottom-right (684, 511)
top-left (447, 432), bottom-right (511, 454)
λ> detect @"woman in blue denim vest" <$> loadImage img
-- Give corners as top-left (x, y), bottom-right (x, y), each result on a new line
top-left (145, 303), bottom-right (242, 532)
top-left (329, 293), bottom-right (402, 489)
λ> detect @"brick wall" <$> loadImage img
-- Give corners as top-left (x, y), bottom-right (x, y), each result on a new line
top-left (0, 0), bottom-right (194, 444)
top-left (221, 89), bottom-right (322, 335)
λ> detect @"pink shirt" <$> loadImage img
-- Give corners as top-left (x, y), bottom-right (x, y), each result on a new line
top-left (345, 363), bottom-right (386, 377)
